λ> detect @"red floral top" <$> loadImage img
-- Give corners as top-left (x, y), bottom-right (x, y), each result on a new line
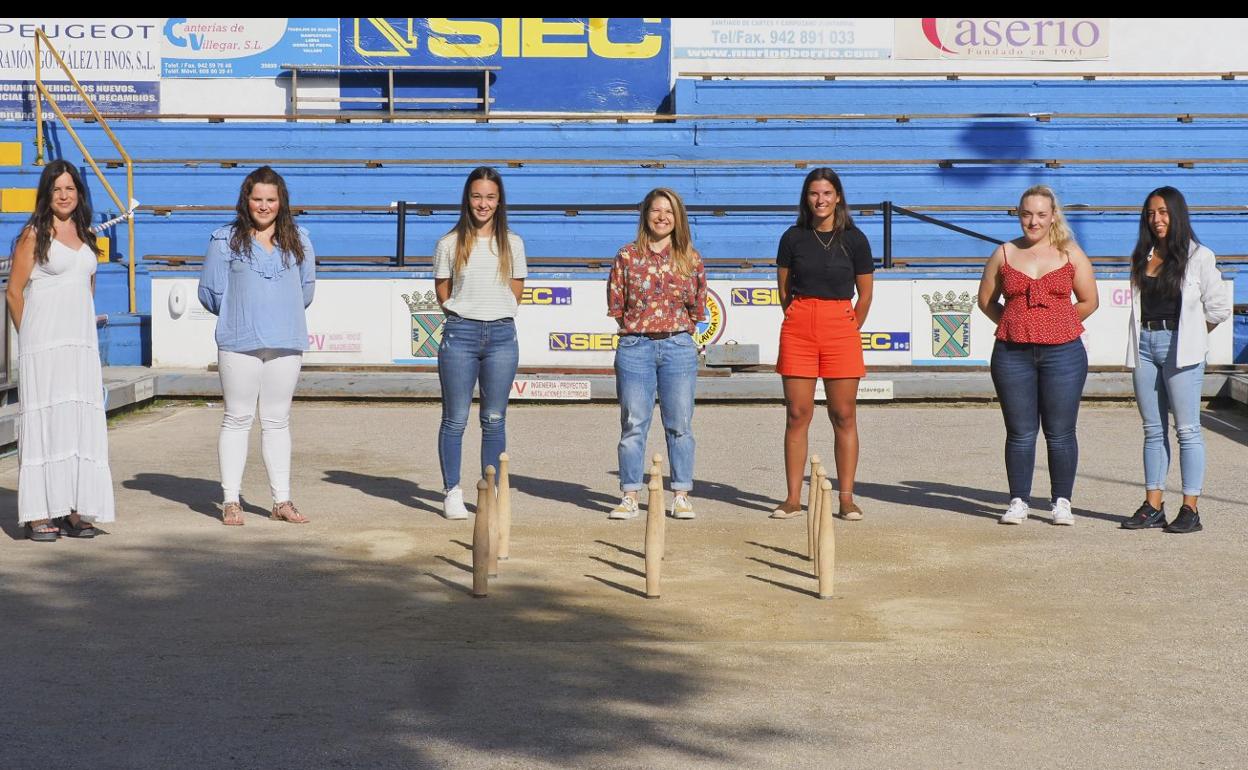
top-left (607, 243), bottom-right (707, 334)
top-left (995, 260), bottom-right (1084, 344)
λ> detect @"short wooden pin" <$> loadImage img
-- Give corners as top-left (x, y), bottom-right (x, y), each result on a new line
top-left (472, 478), bottom-right (491, 598)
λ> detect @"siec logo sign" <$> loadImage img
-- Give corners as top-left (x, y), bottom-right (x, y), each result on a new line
top-left (730, 287), bottom-right (781, 306)
top-left (353, 18), bottom-right (665, 60)
top-left (520, 286), bottom-right (572, 306)
top-left (549, 332), bottom-right (619, 351)
top-left (860, 332), bottom-right (911, 351)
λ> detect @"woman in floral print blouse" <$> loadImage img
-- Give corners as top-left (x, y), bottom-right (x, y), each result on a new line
top-left (605, 188), bottom-right (708, 521)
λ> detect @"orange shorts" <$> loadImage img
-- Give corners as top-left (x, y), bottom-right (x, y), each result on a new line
top-left (777, 296), bottom-right (865, 379)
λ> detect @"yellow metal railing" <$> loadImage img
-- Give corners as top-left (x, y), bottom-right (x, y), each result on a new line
top-left (33, 29), bottom-right (137, 313)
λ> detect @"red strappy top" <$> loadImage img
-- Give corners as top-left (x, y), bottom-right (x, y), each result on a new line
top-left (995, 249), bottom-right (1084, 344)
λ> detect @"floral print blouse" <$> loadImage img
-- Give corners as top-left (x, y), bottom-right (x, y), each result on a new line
top-left (607, 243), bottom-right (707, 334)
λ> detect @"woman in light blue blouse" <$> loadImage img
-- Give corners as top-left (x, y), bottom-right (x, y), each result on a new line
top-left (198, 166), bottom-right (315, 526)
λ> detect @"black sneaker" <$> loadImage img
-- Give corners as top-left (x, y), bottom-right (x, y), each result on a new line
top-left (1164, 505), bottom-right (1203, 534)
top-left (1121, 501), bottom-right (1166, 530)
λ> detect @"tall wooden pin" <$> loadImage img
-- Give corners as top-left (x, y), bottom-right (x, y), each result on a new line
top-left (650, 454), bottom-right (664, 560)
top-left (803, 454), bottom-right (823, 561)
top-left (485, 465), bottom-right (499, 577)
top-left (645, 473), bottom-right (665, 599)
top-left (813, 467), bottom-right (828, 573)
top-left (472, 477), bottom-right (491, 598)
top-left (817, 478), bottom-right (836, 599)
top-left (497, 452), bottom-right (512, 561)
top-left (806, 455), bottom-right (822, 562)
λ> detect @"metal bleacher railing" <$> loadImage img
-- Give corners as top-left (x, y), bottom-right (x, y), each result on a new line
top-left (31, 29), bottom-right (139, 313)
top-left (135, 200), bottom-right (1248, 271)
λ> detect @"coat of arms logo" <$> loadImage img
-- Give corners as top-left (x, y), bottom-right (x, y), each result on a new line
top-left (402, 290), bottom-right (444, 358)
top-left (922, 291), bottom-right (974, 358)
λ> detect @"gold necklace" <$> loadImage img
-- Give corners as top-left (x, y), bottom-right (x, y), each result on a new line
top-left (813, 229), bottom-right (836, 251)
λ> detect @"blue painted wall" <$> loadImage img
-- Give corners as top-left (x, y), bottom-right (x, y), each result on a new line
top-left (2, 76), bottom-right (1246, 364)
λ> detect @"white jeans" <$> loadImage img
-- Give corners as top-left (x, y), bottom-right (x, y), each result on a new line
top-left (217, 349), bottom-right (302, 504)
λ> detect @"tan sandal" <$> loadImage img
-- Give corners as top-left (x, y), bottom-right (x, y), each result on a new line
top-left (270, 501), bottom-right (309, 524)
top-left (838, 502), bottom-right (864, 521)
top-left (222, 502), bottom-right (244, 526)
top-left (769, 503), bottom-right (804, 520)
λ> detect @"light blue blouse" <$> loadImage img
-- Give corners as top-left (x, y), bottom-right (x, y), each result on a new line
top-left (197, 225), bottom-right (316, 352)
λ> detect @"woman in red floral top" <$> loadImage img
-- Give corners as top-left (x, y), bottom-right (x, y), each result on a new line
top-left (977, 185), bottom-right (1099, 526)
top-left (606, 187), bottom-right (707, 521)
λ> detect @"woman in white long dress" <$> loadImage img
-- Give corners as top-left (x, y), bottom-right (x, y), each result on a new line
top-left (6, 160), bottom-right (115, 540)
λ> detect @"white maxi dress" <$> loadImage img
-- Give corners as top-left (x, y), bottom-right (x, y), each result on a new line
top-left (17, 239), bottom-right (115, 523)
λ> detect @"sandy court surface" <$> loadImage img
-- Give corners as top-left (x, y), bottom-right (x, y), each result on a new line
top-left (2, 401), bottom-right (1246, 769)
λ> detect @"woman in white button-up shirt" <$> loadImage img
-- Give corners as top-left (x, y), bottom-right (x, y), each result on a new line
top-left (1121, 187), bottom-right (1231, 534)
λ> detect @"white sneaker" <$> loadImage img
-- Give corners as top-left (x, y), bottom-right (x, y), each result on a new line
top-left (608, 495), bottom-right (639, 520)
top-left (1051, 498), bottom-right (1074, 526)
top-left (999, 497), bottom-right (1029, 525)
top-left (442, 487), bottom-right (469, 520)
top-left (671, 494), bottom-right (695, 520)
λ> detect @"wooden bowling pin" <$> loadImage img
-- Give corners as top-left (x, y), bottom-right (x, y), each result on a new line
top-left (645, 475), bottom-right (665, 599)
top-left (472, 478), bottom-right (491, 598)
top-left (497, 453), bottom-right (512, 561)
top-left (485, 465), bottom-right (499, 577)
top-left (818, 478), bottom-right (835, 599)
top-left (807, 456), bottom-right (822, 562)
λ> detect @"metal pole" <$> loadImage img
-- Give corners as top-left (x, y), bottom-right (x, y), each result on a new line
top-left (387, 68), bottom-right (395, 121)
top-left (289, 68), bottom-right (298, 121)
top-left (882, 200), bottom-right (893, 269)
top-left (395, 200), bottom-right (407, 267)
top-left (35, 33), bottom-right (43, 164)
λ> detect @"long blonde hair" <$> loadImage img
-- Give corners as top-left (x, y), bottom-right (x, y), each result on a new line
top-left (635, 188), bottom-right (695, 276)
top-left (1019, 184), bottom-right (1073, 256)
top-left (448, 166), bottom-right (513, 282)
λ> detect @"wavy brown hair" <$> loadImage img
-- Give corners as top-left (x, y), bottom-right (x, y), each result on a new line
top-left (448, 166), bottom-right (513, 282)
top-left (21, 160), bottom-right (97, 264)
top-left (229, 166), bottom-right (305, 265)
top-left (635, 187), bottom-right (696, 277)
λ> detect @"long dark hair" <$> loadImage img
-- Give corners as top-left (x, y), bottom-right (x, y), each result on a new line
top-left (1130, 186), bottom-right (1194, 297)
top-left (229, 166), bottom-right (305, 265)
top-left (448, 166), bottom-right (513, 282)
top-left (22, 160), bottom-right (97, 264)
top-left (795, 167), bottom-right (853, 234)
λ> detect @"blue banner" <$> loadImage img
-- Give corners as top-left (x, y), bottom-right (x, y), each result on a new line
top-left (0, 80), bottom-right (159, 120)
top-left (339, 18), bottom-right (670, 112)
top-left (162, 18), bottom-right (338, 78)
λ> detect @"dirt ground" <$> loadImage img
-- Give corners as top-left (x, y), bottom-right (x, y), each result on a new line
top-left (2, 401), bottom-right (1246, 769)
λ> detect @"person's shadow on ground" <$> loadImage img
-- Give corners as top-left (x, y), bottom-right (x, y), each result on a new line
top-left (122, 473), bottom-right (269, 522)
top-left (321, 470), bottom-right (442, 515)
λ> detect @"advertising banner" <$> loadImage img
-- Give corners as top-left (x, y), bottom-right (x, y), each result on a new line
top-left (151, 276), bottom-right (1235, 369)
top-left (672, 18), bottom-right (891, 63)
top-left (339, 18), bottom-right (670, 112)
top-left (894, 18), bottom-right (1109, 60)
top-left (0, 18), bottom-right (160, 119)
top-left (161, 18), bottom-right (339, 78)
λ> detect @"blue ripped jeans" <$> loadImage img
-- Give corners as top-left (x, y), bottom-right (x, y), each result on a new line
top-left (437, 316), bottom-right (519, 491)
top-left (1133, 328), bottom-right (1205, 495)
